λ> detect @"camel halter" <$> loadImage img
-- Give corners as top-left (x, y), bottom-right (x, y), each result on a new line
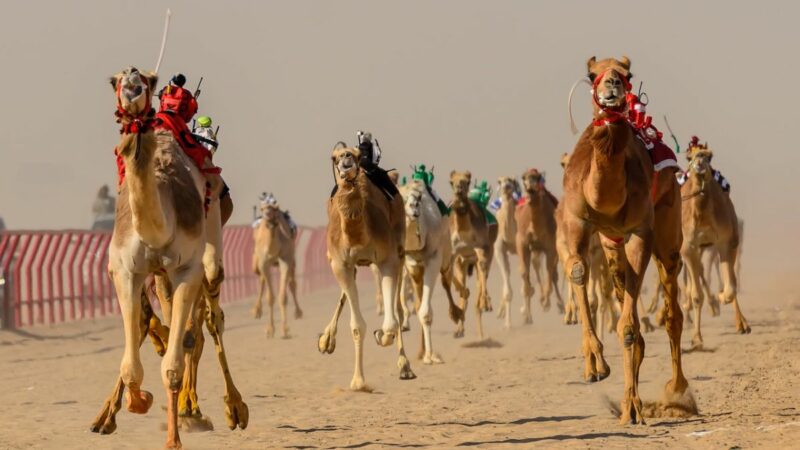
top-left (591, 69), bottom-right (632, 127)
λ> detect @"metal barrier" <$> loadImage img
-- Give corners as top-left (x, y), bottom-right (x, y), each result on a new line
top-left (0, 225), bottom-right (335, 329)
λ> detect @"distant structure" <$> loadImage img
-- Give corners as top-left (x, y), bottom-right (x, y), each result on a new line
top-left (0, 216), bottom-right (5, 231)
top-left (91, 185), bottom-right (116, 231)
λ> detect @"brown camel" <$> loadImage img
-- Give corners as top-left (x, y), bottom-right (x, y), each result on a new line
top-left (90, 68), bottom-right (247, 448)
top-left (680, 143), bottom-right (750, 348)
top-left (515, 169), bottom-right (563, 325)
top-left (561, 57), bottom-right (694, 424)
top-left (448, 171), bottom-right (498, 339)
top-left (318, 144), bottom-right (415, 390)
top-left (251, 194), bottom-right (303, 338)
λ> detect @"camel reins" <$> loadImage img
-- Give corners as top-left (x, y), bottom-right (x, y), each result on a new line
top-left (681, 160), bottom-right (709, 200)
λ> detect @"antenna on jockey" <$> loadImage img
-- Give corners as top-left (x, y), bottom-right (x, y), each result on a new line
top-left (154, 9), bottom-right (172, 75)
top-left (194, 77), bottom-right (204, 99)
top-left (663, 115), bottom-right (680, 153)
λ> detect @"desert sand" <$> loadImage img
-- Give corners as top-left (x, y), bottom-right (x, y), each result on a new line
top-left (1, 272), bottom-right (798, 449)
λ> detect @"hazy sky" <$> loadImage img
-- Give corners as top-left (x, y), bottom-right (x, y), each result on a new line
top-left (1, 1), bottom-right (798, 290)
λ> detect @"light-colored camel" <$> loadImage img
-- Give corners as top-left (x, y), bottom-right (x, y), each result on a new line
top-left (561, 57), bottom-right (694, 424)
top-left (515, 169), bottom-right (563, 325)
top-left (93, 68), bottom-right (247, 448)
top-left (318, 145), bottom-right (415, 390)
top-left (251, 196), bottom-right (303, 338)
top-left (399, 179), bottom-right (463, 363)
top-left (448, 171), bottom-right (498, 339)
top-left (680, 143), bottom-right (750, 348)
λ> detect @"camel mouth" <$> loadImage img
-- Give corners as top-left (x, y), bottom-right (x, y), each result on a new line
top-left (598, 93), bottom-right (621, 107)
top-left (336, 157), bottom-right (359, 179)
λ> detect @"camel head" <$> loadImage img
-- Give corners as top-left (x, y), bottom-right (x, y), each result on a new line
top-left (259, 193), bottom-right (282, 227)
top-left (497, 176), bottom-right (519, 198)
top-left (449, 170), bottom-right (472, 200)
top-left (687, 144), bottom-right (713, 175)
top-left (560, 152), bottom-right (571, 169)
top-left (387, 170), bottom-right (400, 186)
top-left (332, 146), bottom-right (362, 183)
top-left (401, 180), bottom-right (425, 219)
top-left (110, 67), bottom-right (158, 117)
top-left (522, 169), bottom-right (545, 193)
top-left (587, 56), bottom-right (632, 111)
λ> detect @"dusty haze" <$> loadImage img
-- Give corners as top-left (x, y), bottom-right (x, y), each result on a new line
top-left (1, 0), bottom-right (798, 293)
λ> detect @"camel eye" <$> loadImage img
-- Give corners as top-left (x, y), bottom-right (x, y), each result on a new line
top-left (588, 73), bottom-right (596, 82)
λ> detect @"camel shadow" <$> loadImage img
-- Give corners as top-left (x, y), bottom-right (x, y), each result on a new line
top-left (682, 346), bottom-right (717, 354)
top-left (456, 431), bottom-right (648, 446)
top-left (461, 338), bottom-right (503, 349)
top-left (3, 324), bottom-right (116, 342)
top-left (398, 415), bottom-right (592, 428)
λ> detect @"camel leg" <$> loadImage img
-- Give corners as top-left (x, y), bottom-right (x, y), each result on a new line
top-left (494, 241), bottom-right (513, 328)
top-left (564, 218), bottom-right (609, 382)
top-left (647, 269), bottom-right (661, 314)
top-left (109, 269), bottom-right (154, 417)
top-left (617, 228), bottom-right (652, 425)
top-left (263, 264), bottom-right (276, 338)
top-left (702, 249), bottom-right (720, 317)
top-left (655, 185), bottom-right (695, 418)
top-left (718, 242), bottom-right (750, 334)
top-left (545, 248), bottom-right (564, 320)
top-left (406, 261), bottom-right (425, 360)
top-left (390, 264), bottom-right (416, 380)
top-left (682, 244), bottom-right (705, 349)
top-left (331, 261), bottom-right (369, 390)
top-left (371, 264), bottom-right (384, 316)
top-left (532, 251), bottom-right (549, 311)
top-left (400, 270), bottom-right (412, 332)
top-left (91, 289), bottom-right (154, 435)
top-left (177, 300), bottom-right (214, 432)
top-left (517, 238), bottom-right (534, 325)
top-left (318, 288), bottom-right (347, 355)
top-left (439, 263), bottom-right (463, 326)
top-left (474, 248), bottom-right (491, 339)
top-left (161, 267), bottom-right (203, 449)
top-left (204, 269), bottom-right (249, 431)
top-left (277, 260), bottom-right (290, 338)
top-left (252, 271), bottom-right (264, 319)
top-left (375, 259), bottom-right (402, 347)
top-left (452, 259), bottom-right (468, 338)
top-left (288, 261), bottom-right (302, 319)
top-left (419, 252), bottom-right (443, 364)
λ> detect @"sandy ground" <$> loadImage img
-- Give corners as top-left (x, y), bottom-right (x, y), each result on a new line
top-left (1, 272), bottom-right (799, 450)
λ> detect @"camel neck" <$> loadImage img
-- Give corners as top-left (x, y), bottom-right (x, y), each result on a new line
top-left (120, 131), bottom-right (172, 248)
top-left (334, 176), bottom-right (368, 243)
top-left (585, 121), bottom-right (630, 215)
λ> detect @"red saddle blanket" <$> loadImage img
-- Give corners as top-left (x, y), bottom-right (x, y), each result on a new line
top-left (645, 136), bottom-right (680, 172)
top-left (115, 111), bottom-right (219, 186)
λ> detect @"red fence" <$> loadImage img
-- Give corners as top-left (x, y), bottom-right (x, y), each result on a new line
top-left (0, 225), bottom-right (335, 329)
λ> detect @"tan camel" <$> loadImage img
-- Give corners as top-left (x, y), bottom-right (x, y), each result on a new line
top-left (371, 170), bottom-right (401, 317)
top-left (399, 179), bottom-right (463, 363)
top-left (515, 169), bottom-right (563, 325)
top-left (318, 145), bottom-right (415, 390)
top-left (251, 195), bottom-right (303, 338)
top-left (448, 171), bottom-right (498, 339)
top-left (91, 68), bottom-right (247, 448)
top-left (680, 143), bottom-right (749, 348)
top-left (561, 57), bottom-right (694, 424)
top-left (492, 176), bottom-right (528, 328)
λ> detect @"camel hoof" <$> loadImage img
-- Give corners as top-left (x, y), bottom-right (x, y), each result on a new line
top-left (374, 330), bottom-right (395, 346)
top-left (266, 325), bottom-right (275, 338)
top-left (402, 323), bottom-right (411, 332)
top-left (641, 317), bottom-right (656, 333)
top-left (398, 357), bottom-right (417, 380)
top-left (541, 300), bottom-right (551, 312)
top-left (224, 400), bottom-right (249, 430)
top-left (294, 308), bottom-right (304, 320)
top-left (252, 308), bottom-right (262, 320)
top-left (453, 328), bottom-right (465, 339)
top-left (90, 417), bottom-right (117, 435)
top-left (739, 324), bottom-right (752, 334)
top-left (164, 439), bottom-right (184, 449)
top-left (125, 390), bottom-right (153, 414)
top-left (424, 354), bottom-right (444, 365)
top-left (350, 379), bottom-right (373, 392)
top-left (318, 332), bottom-right (336, 354)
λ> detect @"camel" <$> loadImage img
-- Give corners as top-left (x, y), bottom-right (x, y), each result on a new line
top-left (251, 194), bottom-right (303, 338)
top-left (318, 144), bottom-right (415, 390)
top-left (680, 143), bottom-right (749, 348)
top-left (515, 169), bottom-right (563, 325)
top-left (91, 68), bottom-right (247, 448)
top-left (398, 178), bottom-right (463, 363)
top-left (493, 176), bottom-right (527, 328)
top-left (561, 57), bottom-right (694, 424)
top-left (448, 171), bottom-right (498, 339)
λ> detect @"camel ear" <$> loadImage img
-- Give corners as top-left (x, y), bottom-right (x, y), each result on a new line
top-left (586, 56), bottom-right (597, 73)
top-left (109, 74), bottom-right (119, 91)
top-left (619, 56), bottom-right (631, 71)
top-left (141, 71), bottom-right (159, 92)
top-left (465, 171), bottom-right (472, 182)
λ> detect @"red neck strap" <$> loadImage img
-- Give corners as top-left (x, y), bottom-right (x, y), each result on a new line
top-left (115, 80), bottom-right (155, 134)
top-left (591, 69), bottom-right (631, 127)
